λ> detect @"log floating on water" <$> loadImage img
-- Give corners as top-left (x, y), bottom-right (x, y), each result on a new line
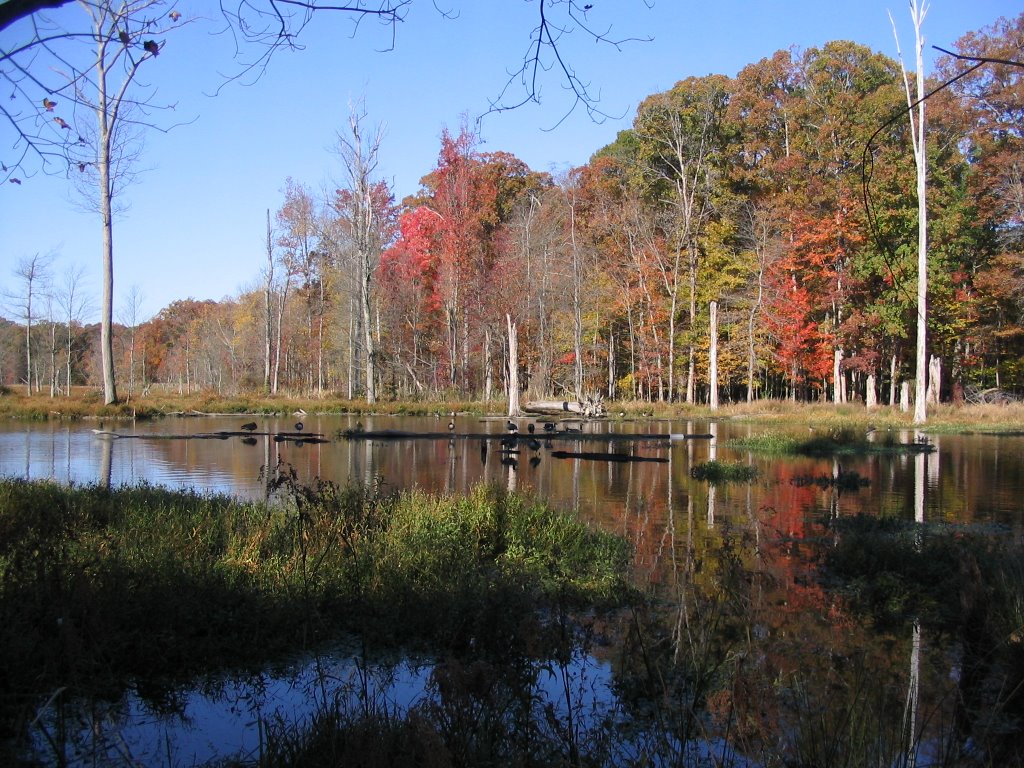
top-left (341, 429), bottom-right (712, 442)
top-left (549, 450), bottom-right (668, 463)
top-left (90, 430), bottom-right (326, 442)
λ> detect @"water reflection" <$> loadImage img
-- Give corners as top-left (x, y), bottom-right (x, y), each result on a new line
top-left (5, 416), bottom-right (1021, 529)
top-left (4, 416), bottom-right (1024, 764)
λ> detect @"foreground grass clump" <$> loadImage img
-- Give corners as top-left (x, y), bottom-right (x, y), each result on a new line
top-left (0, 477), bottom-right (632, 738)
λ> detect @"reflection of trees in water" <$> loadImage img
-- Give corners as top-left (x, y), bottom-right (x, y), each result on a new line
top-left (599, 471), bottom-right (1024, 765)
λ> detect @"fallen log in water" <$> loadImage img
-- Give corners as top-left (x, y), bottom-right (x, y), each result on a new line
top-left (341, 429), bottom-right (712, 442)
top-left (523, 396), bottom-right (606, 417)
top-left (549, 450), bottom-right (668, 463)
top-left (90, 430), bottom-right (326, 442)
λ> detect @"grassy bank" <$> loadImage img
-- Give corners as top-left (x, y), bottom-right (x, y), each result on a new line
top-left (0, 388), bottom-right (491, 421)
top-left (0, 477), bottom-right (632, 751)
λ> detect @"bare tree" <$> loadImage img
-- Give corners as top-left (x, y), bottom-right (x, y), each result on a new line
top-left (334, 104), bottom-right (390, 403)
top-left (56, 263), bottom-right (92, 396)
top-left (118, 283), bottom-right (144, 401)
top-left (891, 1), bottom-right (930, 423)
top-left (263, 209), bottom-right (275, 393)
top-left (7, 253), bottom-right (54, 394)
top-left (2, 2), bottom-right (188, 404)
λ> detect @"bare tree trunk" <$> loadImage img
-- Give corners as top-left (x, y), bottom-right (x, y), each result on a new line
top-left (927, 355), bottom-right (941, 405)
top-left (273, 274), bottom-right (290, 394)
top-left (607, 329), bottom-right (615, 399)
top-left (708, 300), bottom-right (719, 409)
top-left (866, 372), bottom-right (878, 408)
top-left (484, 326), bottom-right (493, 401)
top-left (264, 210), bottom-right (274, 393)
top-left (48, 315), bottom-right (57, 397)
top-left (892, 4), bottom-right (929, 424)
top-left (568, 190), bottom-right (584, 398)
top-left (686, 253), bottom-right (696, 404)
top-left (833, 348), bottom-right (844, 404)
top-left (347, 297), bottom-right (356, 399)
top-left (507, 314), bottom-right (521, 417)
top-left (317, 274), bottom-right (325, 395)
top-left (338, 104), bottom-right (387, 404)
top-left (93, 25), bottom-right (118, 405)
top-left (890, 354), bottom-right (898, 406)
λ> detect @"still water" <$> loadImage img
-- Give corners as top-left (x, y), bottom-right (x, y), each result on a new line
top-left (4, 414), bottom-right (1024, 528)
top-left (3, 414), bottom-right (1024, 765)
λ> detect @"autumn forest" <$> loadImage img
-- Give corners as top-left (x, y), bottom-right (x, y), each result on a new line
top-left (4, 15), bottom-right (1022, 408)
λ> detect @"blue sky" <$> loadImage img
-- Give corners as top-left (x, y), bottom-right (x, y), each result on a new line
top-left (1, 0), bottom-right (1017, 322)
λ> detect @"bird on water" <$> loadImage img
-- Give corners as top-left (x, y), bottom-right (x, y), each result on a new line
top-left (241, 422), bottom-right (257, 432)
top-left (294, 422), bottom-right (304, 432)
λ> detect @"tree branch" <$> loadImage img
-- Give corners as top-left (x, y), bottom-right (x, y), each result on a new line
top-left (0, 0), bottom-right (73, 34)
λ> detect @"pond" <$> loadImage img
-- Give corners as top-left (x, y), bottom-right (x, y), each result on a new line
top-left (5, 414), bottom-right (1024, 527)
top-left (3, 414), bottom-right (1024, 766)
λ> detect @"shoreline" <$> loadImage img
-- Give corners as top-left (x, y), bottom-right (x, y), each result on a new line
top-left (4, 389), bottom-right (1024, 432)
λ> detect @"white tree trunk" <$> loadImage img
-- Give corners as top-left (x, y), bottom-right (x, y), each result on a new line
top-left (833, 349), bottom-right (844, 404)
top-left (927, 354), bottom-right (941, 405)
top-left (507, 314), bottom-right (521, 417)
top-left (893, 4), bottom-right (929, 424)
top-left (708, 300), bottom-right (719, 410)
top-left (890, 354), bottom-right (898, 406)
top-left (866, 372), bottom-right (878, 409)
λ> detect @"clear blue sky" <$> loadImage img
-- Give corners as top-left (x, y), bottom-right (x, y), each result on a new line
top-left (1, 0), bottom-right (1017, 322)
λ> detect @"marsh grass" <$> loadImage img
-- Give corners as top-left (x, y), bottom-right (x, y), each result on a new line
top-left (0, 475), bottom-right (632, 754)
top-left (727, 427), bottom-right (934, 457)
top-left (0, 390), bottom-right (496, 421)
top-left (689, 460), bottom-right (760, 483)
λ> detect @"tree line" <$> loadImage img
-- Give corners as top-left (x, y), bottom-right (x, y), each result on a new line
top-left (3, 14), bottom-right (1022, 408)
